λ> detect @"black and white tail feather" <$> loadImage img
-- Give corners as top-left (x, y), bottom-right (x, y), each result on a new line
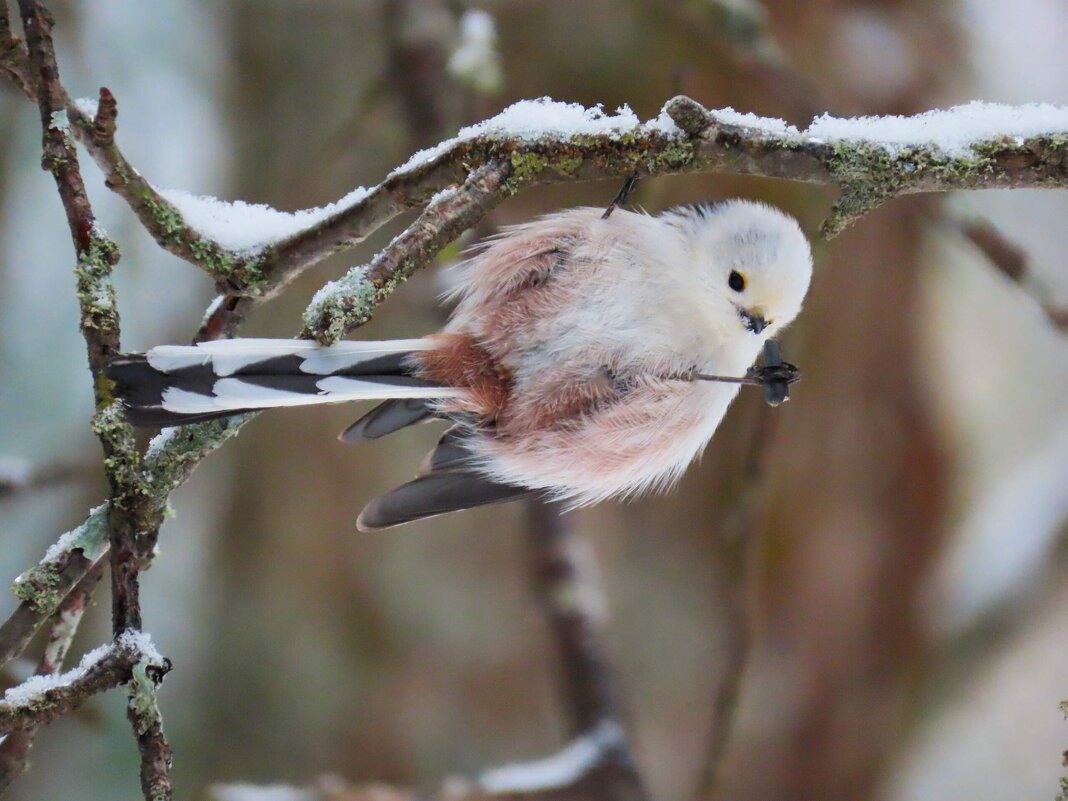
top-left (108, 339), bottom-right (531, 530)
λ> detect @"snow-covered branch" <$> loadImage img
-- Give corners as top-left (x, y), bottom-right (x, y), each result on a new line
top-left (303, 159), bottom-right (512, 343)
top-left (0, 564), bottom-right (102, 789)
top-left (0, 630), bottom-right (168, 736)
top-left (208, 722), bottom-right (642, 801)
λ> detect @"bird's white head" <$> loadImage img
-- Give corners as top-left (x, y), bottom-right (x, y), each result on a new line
top-left (665, 200), bottom-right (813, 340)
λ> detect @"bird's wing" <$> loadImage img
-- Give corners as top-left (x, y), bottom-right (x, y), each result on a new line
top-left (339, 398), bottom-right (438, 441)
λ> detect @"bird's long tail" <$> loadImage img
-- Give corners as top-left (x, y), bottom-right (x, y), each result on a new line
top-left (108, 338), bottom-right (460, 427)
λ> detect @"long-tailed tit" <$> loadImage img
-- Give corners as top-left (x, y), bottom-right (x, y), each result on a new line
top-left (110, 201), bottom-right (813, 529)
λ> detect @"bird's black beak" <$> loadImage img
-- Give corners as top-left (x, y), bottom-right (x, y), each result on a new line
top-left (740, 308), bottom-right (769, 335)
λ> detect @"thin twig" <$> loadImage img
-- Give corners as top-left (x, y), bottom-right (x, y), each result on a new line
top-left (0, 643), bottom-right (138, 735)
top-left (948, 215), bottom-right (1068, 333)
top-left (0, 551), bottom-right (104, 670)
top-left (302, 159), bottom-right (512, 343)
top-left (0, 563), bottom-right (102, 791)
top-left (696, 407), bottom-right (780, 800)
top-left (0, 2), bottom-right (32, 99)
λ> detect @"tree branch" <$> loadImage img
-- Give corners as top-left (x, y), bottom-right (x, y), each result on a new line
top-left (696, 409), bottom-right (779, 800)
top-left (0, 552), bottom-right (104, 669)
top-left (0, 563), bottom-right (102, 791)
top-left (524, 500), bottom-right (646, 801)
top-left (14, 3), bottom-right (176, 795)
top-left (0, 2), bottom-right (32, 99)
top-left (302, 159), bottom-right (512, 343)
top-left (948, 215), bottom-right (1068, 332)
top-left (0, 632), bottom-right (168, 736)
top-left (0, 414), bottom-right (247, 675)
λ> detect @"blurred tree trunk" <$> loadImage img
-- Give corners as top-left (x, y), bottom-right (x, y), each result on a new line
top-left (705, 3), bottom-right (956, 799)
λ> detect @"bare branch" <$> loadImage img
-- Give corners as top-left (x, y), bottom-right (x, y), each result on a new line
top-left (948, 215), bottom-right (1068, 333)
top-left (525, 501), bottom-right (621, 735)
top-left (696, 409), bottom-right (779, 799)
top-left (524, 500), bottom-right (646, 801)
top-left (0, 2), bottom-right (32, 99)
top-left (66, 94), bottom-right (251, 290)
top-left (16, 0), bottom-right (119, 390)
top-left (302, 159), bottom-right (511, 343)
top-left (0, 643), bottom-right (132, 734)
top-left (126, 649), bottom-right (174, 801)
top-left (14, 4), bottom-right (178, 795)
top-left (0, 564), bottom-right (102, 791)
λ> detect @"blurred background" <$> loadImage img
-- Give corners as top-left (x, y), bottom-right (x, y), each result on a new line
top-left (2, 1), bottom-right (1068, 799)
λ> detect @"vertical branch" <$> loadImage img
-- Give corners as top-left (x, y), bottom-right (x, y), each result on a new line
top-left (15, 2), bottom-right (171, 797)
top-left (14, 0), bottom-right (137, 636)
top-left (525, 500), bottom-right (620, 733)
top-left (697, 407), bottom-right (778, 799)
top-left (126, 661), bottom-right (173, 801)
top-left (0, 564), bottom-right (103, 791)
top-left (0, 1), bottom-right (33, 98)
top-left (525, 500), bottom-right (646, 801)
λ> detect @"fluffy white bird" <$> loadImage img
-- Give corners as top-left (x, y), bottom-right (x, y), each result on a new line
top-left (110, 201), bottom-right (813, 529)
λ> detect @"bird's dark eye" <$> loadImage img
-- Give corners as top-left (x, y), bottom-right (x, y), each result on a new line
top-left (728, 270), bottom-right (746, 292)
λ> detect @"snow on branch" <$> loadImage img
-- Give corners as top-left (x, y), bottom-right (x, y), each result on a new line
top-left (479, 721), bottom-right (629, 794)
top-left (0, 629), bottom-right (168, 736)
top-left (10, 504), bottom-right (108, 613)
top-left (302, 161), bottom-right (510, 344)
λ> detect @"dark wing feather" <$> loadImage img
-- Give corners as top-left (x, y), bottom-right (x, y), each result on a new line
top-left (339, 398), bottom-right (436, 441)
top-left (418, 426), bottom-right (472, 474)
top-left (357, 470), bottom-right (532, 531)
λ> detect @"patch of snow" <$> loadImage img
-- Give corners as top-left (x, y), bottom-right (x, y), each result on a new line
top-left (479, 720), bottom-right (625, 793)
top-left (1, 642), bottom-right (112, 707)
top-left (90, 284), bottom-right (114, 309)
top-left (156, 185), bottom-right (372, 254)
top-left (427, 186), bottom-right (459, 207)
top-left (41, 504), bottom-right (108, 564)
top-left (202, 293), bottom-right (226, 321)
top-left (306, 265), bottom-right (372, 314)
top-left (145, 428), bottom-right (180, 458)
top-left (713, 107), bottom-right (802, 137)
top-left (209, 784), bottom-right (315, 801)
top-left (118, 629), bottom-right (164, 664)
top-left (73, 96), bottom-right (99, 119)
top-left (806, 101), bottom-right (1068, 156)
top-left (645, 108), bottom-right (684, 136)
top-left (395, 99), bottom-right (649, 173)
